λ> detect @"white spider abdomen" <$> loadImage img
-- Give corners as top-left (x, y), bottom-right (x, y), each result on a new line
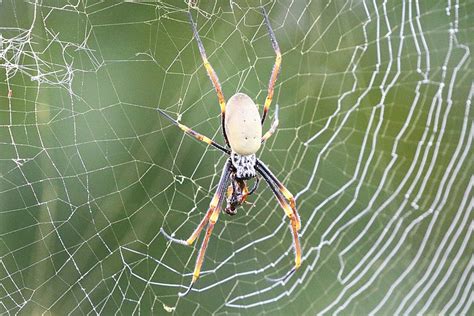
top-left (225, 93), bottom-right (262, 155)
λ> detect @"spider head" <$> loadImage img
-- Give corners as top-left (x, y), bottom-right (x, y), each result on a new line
top-left (231, 152), bottom-right (256, 180)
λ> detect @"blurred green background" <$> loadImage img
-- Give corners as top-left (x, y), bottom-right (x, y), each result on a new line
top-left (1, 0), bottom-right (472, 315)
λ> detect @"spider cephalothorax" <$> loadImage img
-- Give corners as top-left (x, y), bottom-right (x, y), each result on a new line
top-left (159, 7), bottom-right (301, 297)
top-left (231, 152), bottom-right (256, 180)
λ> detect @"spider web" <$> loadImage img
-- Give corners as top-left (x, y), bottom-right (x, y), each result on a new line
top-left (1, 0), bottom-right (472, 314)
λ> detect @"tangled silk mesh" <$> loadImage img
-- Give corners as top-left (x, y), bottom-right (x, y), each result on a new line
top-left (0, 1), bottom-right (472, 315)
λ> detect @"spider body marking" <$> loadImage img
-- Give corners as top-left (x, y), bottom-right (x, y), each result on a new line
top-left (159, 7), bottom-right (301, 297)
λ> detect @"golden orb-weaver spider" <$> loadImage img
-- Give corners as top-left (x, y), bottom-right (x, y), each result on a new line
top-left (159, 8), bottom-right (301, 297)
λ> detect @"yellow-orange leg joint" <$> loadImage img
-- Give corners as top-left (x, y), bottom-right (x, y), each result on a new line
top-left (291, 216), bottom-right (302, 268)
top-left (185, 193), bottom-right (220, 245)
top-left (192, 218), bottom-right (217, 284)
top-left (178, 123), bottom-right (214, 146)
top-left (261, 54), bottom-right (281, 123)
top-left (209, 207), bottom-right (220, 224)
top-left (240, 183), bottom-right (250, 203)
top-left (260, 7), bottom-right (282, 124)
top-left (226, 184), bottom-right (233, 199)
top-left (274, 190), bottom-right (293, 218)
top-left (262, 131), bottom-right (272, 142)
top-left (278, 184), bottom-right (300, 230)
top-left (261, 104), bottom-right (279, 142)
top-left (203, 60), bottom-right (226, 114)
top-left (185, 210), bottom-right (212, 246)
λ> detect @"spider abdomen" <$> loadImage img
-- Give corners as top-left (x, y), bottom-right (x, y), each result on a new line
top-left (225, 93), bottom-right (262, 155)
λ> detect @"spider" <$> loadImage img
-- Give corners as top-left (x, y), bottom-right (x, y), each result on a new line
top-left (159, 8), bottom-right (301, 297)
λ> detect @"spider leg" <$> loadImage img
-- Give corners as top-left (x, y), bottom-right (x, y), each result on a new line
top-left (262, 104), bottom-right (279, 142)
top-left (158, 108), bottom-right (230, 155)
top-left (167, 159), bottom-right (232, 296)
top-left (179, 210), bottom-right (218, 296)
top-left (265, 266), bottom-right (297, 283)
top-left (256, 164), bottom-right (302, 276)
top-left (236, 177), bottom-right (260, 202)
top-left (162, 160), bottom-right (231, 246)
top-left (256, 160), bottom-right (300, 230)
top-left (238, 178), bottom-right (259, 207)
top-left (261, 7), bottom-right (282, 124)
top-left (160, 208), bottom-right (211, 246)
top-left (244, 176), bottom-right (260, 198)
top-left (188, 11), bottom-right (230, 147)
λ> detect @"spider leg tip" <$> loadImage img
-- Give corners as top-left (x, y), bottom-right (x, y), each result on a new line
top-left (265, 267), bottom-right (297, 284)
top-left (178, 282), bottom-right (195, 297)
top-left (160, 227), bottom-right (174, 240)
